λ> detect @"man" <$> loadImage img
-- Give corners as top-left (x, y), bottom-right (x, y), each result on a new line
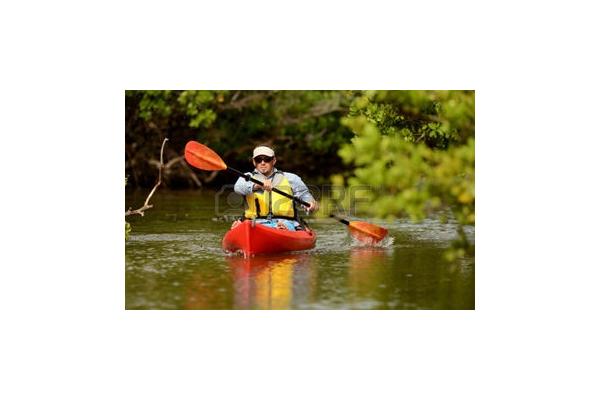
top-left (232, 145), bottom-right (318, 230)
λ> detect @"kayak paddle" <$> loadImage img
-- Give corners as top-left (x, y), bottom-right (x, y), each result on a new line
top-left (184, 140), bottom-right (389, 244)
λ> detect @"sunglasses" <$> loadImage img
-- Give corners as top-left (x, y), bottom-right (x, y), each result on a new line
top-left (253, 156), bottom-right (274, 163)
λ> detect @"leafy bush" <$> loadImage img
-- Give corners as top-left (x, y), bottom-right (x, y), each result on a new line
top-left (337, 91), bottom-right (475, 256)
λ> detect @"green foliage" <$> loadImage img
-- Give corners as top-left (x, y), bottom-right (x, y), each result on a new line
top-left (176, 90), bottom-right (219, 128)
top-left (126, 90), bottom-right (355, 187)
top-left (347, 90), bottom-right (474, 149)
top-left (138, 90), bottom-right (176, 120)
top-left (338, 91), bottom-right (475, 256)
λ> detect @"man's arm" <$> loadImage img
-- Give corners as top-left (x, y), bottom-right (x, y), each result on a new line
top-left (285, 173), bottom-right (318, 211)
top-left (234, 174), bottom-right (254, 195)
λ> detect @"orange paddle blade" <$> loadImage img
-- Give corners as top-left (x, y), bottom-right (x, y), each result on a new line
top-left (348, 221), bottom-right (388, 243)
top-left (184, 141), bottom-right (227, 171)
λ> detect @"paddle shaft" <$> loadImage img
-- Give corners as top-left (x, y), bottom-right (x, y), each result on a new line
top-left (329, 214), bottom-right (350, 225)
top-left (227, 167), bottom-right (312, 208)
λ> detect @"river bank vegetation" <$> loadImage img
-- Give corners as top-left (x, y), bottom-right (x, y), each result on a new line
top-left (126, 90), bottom-right (474, 255)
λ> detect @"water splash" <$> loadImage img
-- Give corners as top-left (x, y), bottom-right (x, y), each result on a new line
top-left (351, 235), bottom-right (395, 248)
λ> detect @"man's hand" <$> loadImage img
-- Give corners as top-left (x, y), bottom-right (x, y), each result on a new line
top-left (303, 200), bottom-right (318, 213)
top-left (262, 179), bottom-right (273, 192)
top-left (253, 179), bottom-right (272, 192)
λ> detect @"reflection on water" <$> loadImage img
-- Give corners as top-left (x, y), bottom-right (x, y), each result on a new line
top-left (227, 255), bottom-right (310, 310)
top-left (125, 190), bottom-right (475, 310)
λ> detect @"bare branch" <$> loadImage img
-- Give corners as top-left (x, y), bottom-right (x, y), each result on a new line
top-left (149, 154), bottom-right (203, 188)
top-left (165, 155), bottom-right (184, 169)
top-left (148, 155), bottom-right (183, 171)
top-left (125, 204), bottom-right (153, 217)
top-left (125, 138), bottom-right (168, 217)
top-left (203, 170), bottom-right (219, 184)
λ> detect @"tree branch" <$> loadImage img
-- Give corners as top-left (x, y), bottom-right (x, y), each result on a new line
top-left (149, 154), bottom-right (203, 188)
top-left (126, 138), bottom-right (168, 217)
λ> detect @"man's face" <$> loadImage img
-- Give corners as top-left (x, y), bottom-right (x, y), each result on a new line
top-left (253, 155), bottom-right (276, 175)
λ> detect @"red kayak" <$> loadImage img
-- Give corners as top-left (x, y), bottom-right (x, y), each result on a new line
top-left (222, 220), bottom-right (316, 257)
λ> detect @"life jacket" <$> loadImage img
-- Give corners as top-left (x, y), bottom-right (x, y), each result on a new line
top-left (244, 171), bottom-right (296, 219)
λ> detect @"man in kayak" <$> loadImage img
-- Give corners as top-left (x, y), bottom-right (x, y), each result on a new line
top-left (232, 145), bottom-right (318, 230)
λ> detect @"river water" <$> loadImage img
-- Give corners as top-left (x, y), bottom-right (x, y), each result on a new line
top-left (125, 190), bottom-right (475, 309)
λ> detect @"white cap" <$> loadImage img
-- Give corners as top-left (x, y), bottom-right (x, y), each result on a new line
top-left (253, 146), bottom-right (275, 158)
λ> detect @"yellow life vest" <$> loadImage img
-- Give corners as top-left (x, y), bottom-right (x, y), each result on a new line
top-left (244, 172), bottom-right (296, 219)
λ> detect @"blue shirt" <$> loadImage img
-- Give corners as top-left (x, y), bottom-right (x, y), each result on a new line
top-left (233, 168), bottom-right (315, 204)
